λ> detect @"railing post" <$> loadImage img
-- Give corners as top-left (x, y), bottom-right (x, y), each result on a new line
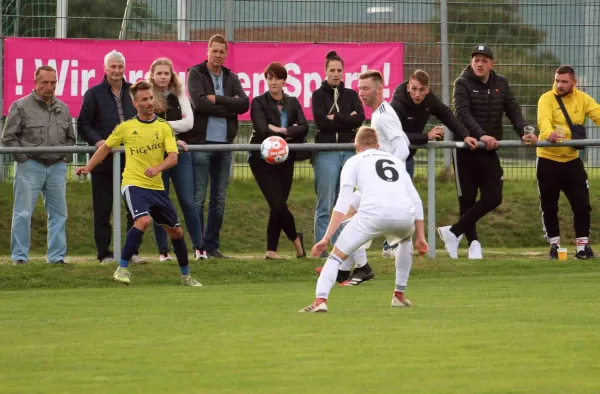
top-left (112, 152), bottom-right (121, 262)
top-left (440, 0), bottom-right (451, 172)
top-left (427, 145), bottom-right (436, 258)
top-left (225, 0), bottom-right (235, 41)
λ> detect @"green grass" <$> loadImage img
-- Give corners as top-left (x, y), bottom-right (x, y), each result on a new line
top-left (1, 178), bottom-right (600, 258)
top-left (1, 255), bottom-right (599, 393)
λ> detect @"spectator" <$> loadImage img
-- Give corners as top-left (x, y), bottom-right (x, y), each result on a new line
top-left (1, 65), bottom-right (75, 265)
top-left (146, 58), bottom-right (204, 261)
top-left (78, 50), bottom-right (147, 264)
top-left (185, 34), bottom-right (249, 259)
top-left (311, 51), bottom-right (365, 257)
top-left (390, 69), bottom-right (477, 178)
top-left (437, 44), bottom-right (536, 260)
top-left (249, 62), bottom-right (308, 260)
top-left (536, 65), bottom-right (600, 259)
top-left (384, 69), bottom-right (477, 258)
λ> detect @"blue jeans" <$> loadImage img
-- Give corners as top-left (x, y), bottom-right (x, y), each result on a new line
top-left (313, 150), bottom-right (355, 244)
top-left (192, 150), bottom-right (232, 251)
top-left (153, 152), bottom-right (203, 251)
top-left (11, 160), bottom-right (68, 262)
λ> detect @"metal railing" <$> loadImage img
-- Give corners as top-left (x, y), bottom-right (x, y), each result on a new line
top-left (1, 139), bottom-right (596, 260)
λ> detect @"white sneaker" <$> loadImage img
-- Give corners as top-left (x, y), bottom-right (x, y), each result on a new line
top-left (99, 257), bottom-right (114, 265)
top-left (437, 226), bottom-right (459, 259)
top-left (181, 274), bottom-right (202, 287)
top-left (468, 241), bottom-right (483, 260)
top-left (391, 293), bottom-right (412, 308)
top-left (298, 300), bottom-right (328, 313)
top-left (130, 255), bottom-right (149, 265)
top-left (159, 252), bottom-right (173, 262)
top-left (194, 249), bottom-right (208, 260)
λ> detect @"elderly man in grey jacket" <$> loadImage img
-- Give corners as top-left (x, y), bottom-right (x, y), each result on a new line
top-left (1, 65), bottom-right (76, 265)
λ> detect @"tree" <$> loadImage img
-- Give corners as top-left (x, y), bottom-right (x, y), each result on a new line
top-left (67, 0), bottom-right (127, 39)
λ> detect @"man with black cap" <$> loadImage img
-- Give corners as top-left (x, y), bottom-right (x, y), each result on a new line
top-left (437, 44), bottom-right (537, 260)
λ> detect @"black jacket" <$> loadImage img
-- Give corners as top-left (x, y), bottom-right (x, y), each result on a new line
top-left (311, 81), bottom-right (365, 143)
top-left (184, 61), bottom-right (249, 144)
top-left (156, 93), bottom-right (182, 123)
top-left (250, 91), bottom-right (309, 160)
top-left (78, 76), bottom-right (135, 145)
top-left (77, 76), bottom-right (135, 172)
top-left (453, 66), bottom-right (527, 140)
top-left (391, 81), bottom-right (470, 156)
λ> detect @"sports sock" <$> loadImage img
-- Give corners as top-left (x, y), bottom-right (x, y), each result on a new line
top-left (316, 254), bottom-right (344, 299)
top-left (394, 239), bottom-right (413, 293)
top-left (353, 249), bottom-right (368, 268)
top-left (576, 237), bottom-right (588, 253)
top-left (171, 236), bottom-right (189, 275)
top-left (549, 236), bottom-right (560, 246)
top-left (120, 227), bottom-right (145, 268)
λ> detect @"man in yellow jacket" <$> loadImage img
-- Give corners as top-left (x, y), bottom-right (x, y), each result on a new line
top-left (537, 65), bottom-right (600, 260)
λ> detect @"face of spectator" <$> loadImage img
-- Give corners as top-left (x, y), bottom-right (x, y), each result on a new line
top-left (35, 70), bottom-right (57, 102)
top-left (326, 60), bottom-right (343, 87)
top-left (134, 89), bottom-right (155, 117)
top-left (555, 72), bottom-right (576, 96)
top-left (207, 42), bottom-right (227, 69)
top-left (105, 59), bottom-right (125, 84)
top-left (358, 77), bottom-right (381, 109)
top-left (152, 65), bottom-right (172, 89)
top-left (408, 79), bottom-right (430, 104)
top-left (266, 74), bottom-right (285, 96)
top-left (470, 55), bottom-right (493, 80)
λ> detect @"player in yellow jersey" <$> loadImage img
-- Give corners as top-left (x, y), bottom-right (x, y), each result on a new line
top-left (76, 81), bottom-right (201, 286)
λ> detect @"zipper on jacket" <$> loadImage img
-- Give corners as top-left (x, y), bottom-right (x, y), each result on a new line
top-left (335, 132), bottom-right (339, 143)
top-left (486, 88), bottom-right (492, 137)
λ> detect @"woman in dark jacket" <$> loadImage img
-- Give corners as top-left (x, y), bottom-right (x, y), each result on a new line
top-left (249, 62), bottom-right (309, 260)
top-left (311, 51), bottom-right (365, 256)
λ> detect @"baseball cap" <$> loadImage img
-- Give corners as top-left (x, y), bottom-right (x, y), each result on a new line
top-left (471, 45), bottom-right (493, 60)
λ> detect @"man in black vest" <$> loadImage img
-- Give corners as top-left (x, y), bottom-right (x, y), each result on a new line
top-left (78, 50), bottom-right (148, 264)
top-left (437, 45), bottom-right (536, 260)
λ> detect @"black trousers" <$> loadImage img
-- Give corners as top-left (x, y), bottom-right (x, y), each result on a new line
top-left (451, 149), bottom-right (503, 243)
top-left (91, 169), bottom-right (137, 260)
top-left (536, 157), bottom-right (591, 239)
top-left (249, 154), bottom-right (298, 251)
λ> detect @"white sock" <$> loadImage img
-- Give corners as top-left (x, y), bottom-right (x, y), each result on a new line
top-left (316, 254), bottom-right (344, 299)
top-left (353, 249), bottom-right (368, 268)
top-left (576, 237), bottom-right (589, 252)
top-left (394, 239), bottom-right (413, 292)
top-left (549, 236), bottom-right (560, 246)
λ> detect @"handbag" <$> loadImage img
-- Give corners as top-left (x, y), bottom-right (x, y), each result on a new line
top-left (555, 95), bottom-right (586, 150)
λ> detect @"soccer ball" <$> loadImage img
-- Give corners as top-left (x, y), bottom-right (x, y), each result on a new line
top-left (260, 136), bottom-right (289, 164)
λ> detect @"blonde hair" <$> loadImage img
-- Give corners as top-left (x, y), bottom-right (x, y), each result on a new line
top-left (146, 58), bottom-right (182, 114)
top-left (355, 126), bottom-right (379, 148)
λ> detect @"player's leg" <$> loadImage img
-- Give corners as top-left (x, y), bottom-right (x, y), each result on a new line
top-left (340, 249), bottom-right (375, 286)
top-left (153, 170), bottom-right (172, 260)
top-left (300, 213), bottom-right (375, 313)
top-left (392, 234), bottom-right (414, 307)
top-left (153, 190), bottom-right (202, 286)
top-left (113, 186), bottom-right (150, 284)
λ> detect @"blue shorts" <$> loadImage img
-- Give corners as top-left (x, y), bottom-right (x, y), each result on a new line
top-left (122, 186), bottom-right (180, 228)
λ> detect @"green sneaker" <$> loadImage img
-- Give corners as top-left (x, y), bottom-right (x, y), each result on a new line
top-left (113, 267), bottom-right (131, 285)
top-left (181, 274), bottom-right (202, 287)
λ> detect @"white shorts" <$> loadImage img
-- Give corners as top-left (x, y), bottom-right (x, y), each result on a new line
top-left (335, 212), bottom-right (415, 256)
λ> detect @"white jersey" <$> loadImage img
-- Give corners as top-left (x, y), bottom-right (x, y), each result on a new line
top-left (371, 100), bottom-right (410, 161)
top-left (335, 148), bottom-right (422, 220)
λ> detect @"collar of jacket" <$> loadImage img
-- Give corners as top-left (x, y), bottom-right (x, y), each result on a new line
top-left (31, 89), bottom-right (57, 108)
top-left (321, 80), bottom-right (346, 94)
top-left (101, 75), bottom-right (131, 97)
top-left (461, 65), bottom-right (497, 85)
top-left (194, 60), bottom-right (233, 77)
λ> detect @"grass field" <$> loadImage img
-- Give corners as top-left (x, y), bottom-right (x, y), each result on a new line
top-left (1, 254), bottom-right (600, 393)
top-left (2, 179), bottom-right (600, 393)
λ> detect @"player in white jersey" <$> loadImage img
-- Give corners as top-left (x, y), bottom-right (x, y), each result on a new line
top-left (299, 126), bottom-right (428, 313)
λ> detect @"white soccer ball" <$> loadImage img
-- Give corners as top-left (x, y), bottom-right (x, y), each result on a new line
top-left (260, 136), bottom-right (289, 164)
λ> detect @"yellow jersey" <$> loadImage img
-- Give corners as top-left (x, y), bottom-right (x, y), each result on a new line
top-left (105, 115), bottom-right (178, 190)
top-left (537, 86), bottom-right (600, 162)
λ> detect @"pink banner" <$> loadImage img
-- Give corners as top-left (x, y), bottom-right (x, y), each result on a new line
top-left (3, 38), bottom-right (404, 120)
